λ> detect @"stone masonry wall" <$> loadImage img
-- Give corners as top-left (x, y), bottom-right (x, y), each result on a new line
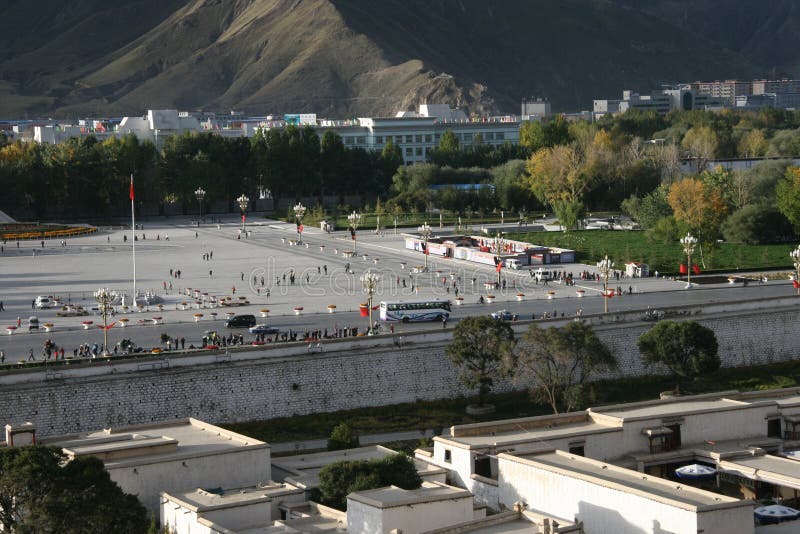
top-left (3, 305), bottom-right (800, 437)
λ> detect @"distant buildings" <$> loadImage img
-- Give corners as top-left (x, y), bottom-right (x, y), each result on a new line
top-left (593, 88), bottom-right (727, 118)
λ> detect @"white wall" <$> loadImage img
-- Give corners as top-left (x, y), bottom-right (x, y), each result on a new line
top-left (698, 507), bottom-right (754, 534)
top-left (347, 495), bottom-right (473, 534)
top-left (498, 457), bottom-right (701, 534)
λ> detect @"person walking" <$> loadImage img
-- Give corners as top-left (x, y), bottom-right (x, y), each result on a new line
top-left (27, 348), bottom-right (34, 361)
top-left (209, 270), bottom-right (213, 278)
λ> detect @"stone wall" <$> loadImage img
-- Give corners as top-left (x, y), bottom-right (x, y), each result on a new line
top-left (3, 303), bottom-right (800, 437)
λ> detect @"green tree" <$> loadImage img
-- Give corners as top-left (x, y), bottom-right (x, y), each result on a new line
top-left (682, 125), bottom-right (719, 171)
top-left (637, 320), bottom-right (720, 393)
top-left (328, 423), bottom-right (360, 451)
top-left (776, 167), bottom-right (800, 232)
top-left (0, 446), bottom-right (147, 533)
top-left (446, 316), bottom-right (515, 407)
top-left (318, 454), bottom-right (421, 510)
top-left (514, 322), bottom-right (616, 414)
top-left (721, 204), bottom-right (794, 245)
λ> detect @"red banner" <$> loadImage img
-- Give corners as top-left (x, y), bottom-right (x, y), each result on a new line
top-left (359, 304), bottom-right (369, 317)
top-left (679, 264), bottom-right (688, 274)
top-left (298, 224), bottom-right (304, 233)
top-left (96, 322), bottom-right (116, 330)
top-left (692, 264), bottom-right (701, 275)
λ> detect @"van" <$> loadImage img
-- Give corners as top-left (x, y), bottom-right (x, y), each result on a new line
top-left (532, 268), bottom-right (553, 282)
top-left (34, 296), bottom-right (53, 309)
top-left (28, 316), bottom-right (39, 330)
top-left (224, 314), bottom-right (256, 328)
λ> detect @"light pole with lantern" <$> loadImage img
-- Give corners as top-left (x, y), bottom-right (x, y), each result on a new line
top-left (791, 245), bottom-right (800, 296)
top-left (597, 255), bottom-right (614, 313)
top-left (237, 194), bottom-right (250, 236)
top-left (362, 269), bottom-right (380, 335)
top-left (195, 187), bottom-right (206, 223)
top-left (680, 233), bottom-right (698, 289)
top-left (419, 222), bottom-right (432, 270)
top-left (348, 211), bottom-right (361, 253)
top-left (293, 202), bottom-right (306, 244)
top-left (94, 287), bottom-right (118, 357)
top-left (492, 232), bottom-right (507, 286)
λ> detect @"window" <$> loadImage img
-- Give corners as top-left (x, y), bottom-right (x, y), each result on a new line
top-left (415, 134), bottom-right (422, 143)
top-left (375, 136), bottom-right (383, 144)
top-left (474, 456), bottom-right (491, 478)
top-left (496, 132), bottom-right (504, 140)
top-left (434, 133), bottom-right (441, 141)
top-left (768, 418), bottom-right (782, 438)
top-left (356, 136), bottom-right (365, 144)
top-left (343, 136), bottom-right (353, 145)
top-left (416, 147), bottom-right (423, 156)
top-left (405, 135), bottom-right (413, 143)
top-left (405, 147), bottom-right (412, 156)
top-left (425, 134), bottom-right (432, 143)
top-left (444, 449), bottom-right (452, 463)
top-left (665, 424), bottom-right (682, 451)
top-left (463, 133), bottom-right (473, 142)
top-left (568, 443), bottom-right (585, 456)
top-left (485, 132), bottom-right (495, 140)
top-left (395, 136), bottom-right (402, 144)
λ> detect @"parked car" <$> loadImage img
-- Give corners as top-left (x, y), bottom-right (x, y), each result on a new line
top-left (34, 296), bottom-right (54, 309)
top-left (490, 310), bottom-right (517, 321)
top-left (224, 314), bottom-right (256, 328)
top-left (249, 324), bottom-right (279, 335)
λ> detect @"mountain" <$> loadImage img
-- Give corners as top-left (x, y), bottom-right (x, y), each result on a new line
top-left (0, 0), bottom-right (798, 119)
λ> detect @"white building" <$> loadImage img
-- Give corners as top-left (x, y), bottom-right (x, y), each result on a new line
top-left (117, 110), bottom-right (202, 149)
top-left (594, 88), bottom-right (727, 118)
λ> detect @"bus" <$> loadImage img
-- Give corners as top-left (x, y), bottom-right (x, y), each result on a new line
top-left (379, 300), bottom-right (451, 323)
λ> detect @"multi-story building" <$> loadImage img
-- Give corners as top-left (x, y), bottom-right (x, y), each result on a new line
top-left (593, 88), bottom-right (726, 118)
top-left (690, 80), bottom-right (752, 104)
top-left (752, 79), bottom-right (800, 96)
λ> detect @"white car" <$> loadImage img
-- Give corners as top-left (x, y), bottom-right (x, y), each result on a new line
top-left (34, 296), bottom-right (54, 309)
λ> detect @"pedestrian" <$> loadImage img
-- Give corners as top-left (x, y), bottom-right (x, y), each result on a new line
top-left (28, 348), bottom-right (34, 361)
top-left (209, 270), bottom-right (213, 278)
top-left (0, 301), bottom-right (4, 311)
top-left (0, 350), bottom-right (4, 364)
top-left (232, 286), bottom-right (236, 294)
top-left (195, 232), bottom-right (198, 238)
top-left (180, 337), bottom-right (185, 349)
top-left (442, 316), bottom-right (447, 328)
top-left (241, 272), bottom-right (244, 281)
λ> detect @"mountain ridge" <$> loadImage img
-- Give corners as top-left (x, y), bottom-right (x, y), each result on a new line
top-left (0, 0), bottom-right (797, 119)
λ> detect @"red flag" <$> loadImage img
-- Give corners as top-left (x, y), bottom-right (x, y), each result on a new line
top-left (129, 176), bottom-right (134, 201)
top-left (496, 262), bottom-right (502, 273)
top-left (242, 214), bottom-right (245, 223)
top-left (679, 264), bottom-right (688, 274)
top-left (692, 264), bottom-right (701, 275)
top-left (298, 224), bottom-right (304, 234)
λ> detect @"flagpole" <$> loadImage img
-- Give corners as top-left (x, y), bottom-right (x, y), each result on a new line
top-left (130, 174), bottom-right (137, 302)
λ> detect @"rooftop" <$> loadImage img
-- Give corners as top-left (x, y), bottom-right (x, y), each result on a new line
top-left (42, 418), bottom-right (267, 467)
top-left (348, 481), bottom-right (471, 509)
top-left (163, 481), bottom-right (301, 512)
top-left (505, 450), bottom-right (746, 511)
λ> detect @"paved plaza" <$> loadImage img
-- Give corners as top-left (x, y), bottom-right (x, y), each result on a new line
top-left (0, 215), bottom-right (791, 361)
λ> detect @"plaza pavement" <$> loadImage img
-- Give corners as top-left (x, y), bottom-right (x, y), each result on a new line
top-left (0, 215), bottom-right (792, 360)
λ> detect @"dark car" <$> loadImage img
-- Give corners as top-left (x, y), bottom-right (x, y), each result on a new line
top-left (490, 310), bottom-right (517, 321)
top-left (249, 324), bottom-right (279, 335)
top-left (224, 314), bottom-right (256, 328)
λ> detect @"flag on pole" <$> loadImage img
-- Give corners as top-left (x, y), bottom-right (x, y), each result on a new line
top-left (129, 176), bottom-right (135, 201)
top-left (496, 262), bottom-right (502, 273)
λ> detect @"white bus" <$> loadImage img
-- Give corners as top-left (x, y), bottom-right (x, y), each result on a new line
top-left (379, 300), bottom-right (451, 323)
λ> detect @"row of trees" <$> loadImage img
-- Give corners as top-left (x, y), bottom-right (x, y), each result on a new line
top-left (448, 317), bottom-right (720, 414)
top-left (0, 127), bottom-right (404, 220)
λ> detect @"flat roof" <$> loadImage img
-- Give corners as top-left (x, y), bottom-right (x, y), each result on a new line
top-left (595, 398), bottom-right (746, 421)
top-left (164, 482), bottom-right (301, 511)
top-left (43, 418), bottom-right (267, 467)
top-left (721, 454), bottom-right (800, 489)
top-left (441, 421), bottom-right (619, 449)
top-left (505, 450), bottom-right (744, 511)
top-left (348, 482), bottom-right (471, 509)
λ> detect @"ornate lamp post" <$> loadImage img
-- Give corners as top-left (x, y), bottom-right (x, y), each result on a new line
top-left (791, 245), bottom-right (800, 296)
top-left (293, 202), bottom-right (307, 244)
top-left (680, 233), bottom-right (698, 289)
top-left (492, 232), bottom-right (507, 286)
top-left (419, 222), bottom-right (432, 270)
top-left (597, 255), bottom-right (614, 313)
top-left (94, 287), bottom-right (118, 357)
top-left (195, 187), bottom-right (206, 223)
top-left (348, 211), bottom-right (361, 254)
top-left (362, 269), bottom-right (380, 335)
top-left (237, 194), bottom-right (250, 236)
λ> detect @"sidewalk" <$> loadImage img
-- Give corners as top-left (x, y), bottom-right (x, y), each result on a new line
top-left (271, 428), bottom-right (439, 454)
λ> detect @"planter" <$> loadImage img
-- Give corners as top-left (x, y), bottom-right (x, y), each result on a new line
top-left (455, 297), bottom-right (464, 306)
top-left (260, 309), bottom-right (270, 318)
top-left (485, 295), bottom-right (495, 304)
top-left (576, 290), bottom-right (585, 298)
top-left (305, 243), bottom-right (310, 249)
top-left (43, 323), bottom-right (54, 333)
top-left (327, 305), bottom-right (337, 314)
top-left (728, 277), bottom-right (736, 284)
top-left (319, 245), bottom-right (325, 252)
top-left (400, 262), bottom-right (406, 269)
top-left (373, 258), bottom-right (380, 264)
top-left (119, 318), bottom-right (129, 327)
top-left (82, 321), bottom-right (93, 330)
top-left (157, 304), bottom-right (164, 311)
top-left (151, 316), bottom-right (163, 325)
top-left (5, 326), bottom-right (16, 335)
top-left (209, 312), bottom-right (218, 320)
top-left (225, 312), bottom-right (235, 320)
top-left (359, 303), bottom-right (369, 317)
top-left (122, 306), bottom-right (129, 312)
top-left (193, 313), bottom-right (203, 322)
top-left (180, 302), bottom-right (188, 310)
top-left (547, 291), bottom-right (555, 299)
top-left (516, 293), bottom-right (525, 301)
top-left (151, 348), bottom-right (162, 354)
top-left (293, 307), bottom-right (304, 316)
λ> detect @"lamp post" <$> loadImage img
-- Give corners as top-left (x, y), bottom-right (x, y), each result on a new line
top-left (94, 287), bottom-right (118, 357)
top-left (597, 255), bottom-right (614, 314)
top-left (791, 245), bottom-right (800, 296)
top-left (195, 187), bottom-right (206, 223)
top-left (348, 211), bottom-right (361, 254)
top-left (419, 222), bottom-right (432, 270)
top-left (680, 233), bottom-right (698, 289)
top-left (293, 202), bottom-right (306, 244)
top-left (362, 269), bottom-right (380, 335)
top-left (492, 232), bottom-right (507, 286)
top-left (237, 194), bottom-right (249, 236)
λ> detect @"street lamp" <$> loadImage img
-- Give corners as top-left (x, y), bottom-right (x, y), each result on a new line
top-left (348, 211), bottom-right (361, 253)
top-left (195, 187), bottom-right (206, 223)
top-left (492, 232), bottom-right (507, 286)
top-left (237, 194), bottom-right (250, 236)
top-left (680, 232), bottom-right (698, 289)
top-left (791, 245), bottom-right (800, 296)
top-left (362, 269), bottom-right (380, 335)
top-left (597, 255), bottom-right (614, 313)
top-left (419, 222), bottom-right (432, 270)
top-left (293, 202), bottom-right (306, 244)
top-left (94, 287), bottom-right (118, 357)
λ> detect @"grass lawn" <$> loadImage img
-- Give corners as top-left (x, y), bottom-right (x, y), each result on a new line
top-left (507, 230), bottom-right (795, 274)
top-left (223, 359), bottom-right (800, 445)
